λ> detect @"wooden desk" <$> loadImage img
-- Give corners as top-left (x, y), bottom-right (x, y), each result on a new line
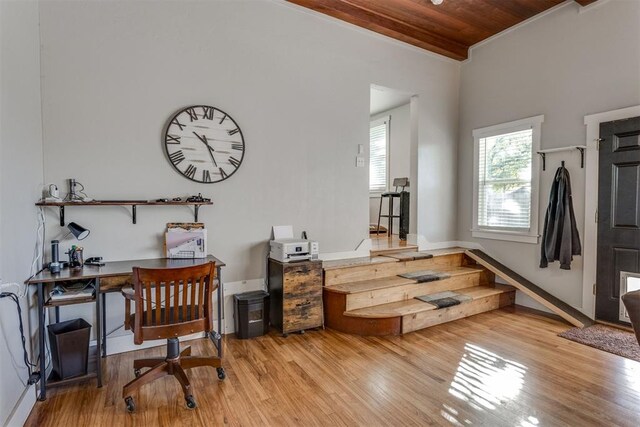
top-left (26, 255), bottom-right (225, 401)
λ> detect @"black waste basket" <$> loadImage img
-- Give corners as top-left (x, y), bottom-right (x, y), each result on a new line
top-left (47, 318), bottom-right (92, 380)
top-left (234, 291), bottom-right (269, 339)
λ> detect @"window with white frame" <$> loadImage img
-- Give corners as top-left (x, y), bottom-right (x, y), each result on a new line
top-left (370, 117), bottom-right (389, 194)
top-left (472, 115), bottom-right (543, 243)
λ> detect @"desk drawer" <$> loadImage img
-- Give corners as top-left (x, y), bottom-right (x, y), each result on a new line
top-left (282, 296), bottom-right (323, 333)
top-left (283, 264), bottom-right (322, 299)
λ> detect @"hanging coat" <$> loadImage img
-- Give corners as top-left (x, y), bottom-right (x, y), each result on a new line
top-left (540, 165), bottom-right (581, 270)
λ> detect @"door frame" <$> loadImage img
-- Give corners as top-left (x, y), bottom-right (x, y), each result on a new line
top-left (582, 105), bottom-right (640, 319)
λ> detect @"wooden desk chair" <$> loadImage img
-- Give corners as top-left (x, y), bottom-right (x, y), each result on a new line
top-left (121, 262), bottom-right (224, 412)
top-left (622, 289), bottom-right (640, 345)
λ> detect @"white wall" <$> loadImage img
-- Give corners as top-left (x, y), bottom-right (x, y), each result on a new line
top-left (369, 102), bottom-right (411, 230)
top-left (37, 1), bottom-right (459, 334)
top-left (0, 1), bottom-right (44, 424)
top-left (457, 0), bottom-right (640, 311)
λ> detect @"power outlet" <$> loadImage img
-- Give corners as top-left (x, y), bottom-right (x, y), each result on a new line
top-left (356, 156), bottom-right (365, 167)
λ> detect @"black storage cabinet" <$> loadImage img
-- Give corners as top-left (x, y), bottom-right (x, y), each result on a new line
top-left (47, 318), bottom-right (92, 380)
top-left (234, 291), bottom-right (270, 339)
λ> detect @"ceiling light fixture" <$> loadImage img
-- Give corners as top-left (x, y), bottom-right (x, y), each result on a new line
top-left (431, 0), bottom-right (444, 5)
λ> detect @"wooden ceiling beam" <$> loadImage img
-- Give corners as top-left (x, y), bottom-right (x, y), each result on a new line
top-left (288, 0), bottom-right (470, 60)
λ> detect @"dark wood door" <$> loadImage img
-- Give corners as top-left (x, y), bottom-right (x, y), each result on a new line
top-left (596, 116), bottom-right (640, 324)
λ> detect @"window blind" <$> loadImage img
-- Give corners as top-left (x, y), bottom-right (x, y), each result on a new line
top-left (370, 121), bottom-right (388, 193)
top-left (477, 128), bottom-right (533, 230)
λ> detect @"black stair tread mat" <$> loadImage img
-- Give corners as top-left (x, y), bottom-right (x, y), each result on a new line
top-left (399, 270), bottom-right (450, 283)
top-left (427, 297), bottom-right (460, 309)
top-left (415, 291), bottom-right (473, 309)
top-left (386, 251), bottom-right (434, 261)
top-left (468, 249), bottom-right (593, 327)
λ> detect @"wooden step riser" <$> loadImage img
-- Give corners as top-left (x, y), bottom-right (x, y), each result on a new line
top-left (324, 253), bottom-right (465, 287)
top-left (402, 291), bottom-right (516, 333)
top-left (324, 290), bottom-right (402, 336)
top-left (345, 273), bottom-right (482, 311)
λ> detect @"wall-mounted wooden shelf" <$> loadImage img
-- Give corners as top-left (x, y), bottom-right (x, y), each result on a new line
top-left (36, 200), bottom-right (213, 226)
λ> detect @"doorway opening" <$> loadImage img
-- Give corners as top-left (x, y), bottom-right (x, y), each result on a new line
top-left (368, 84), bottom-right (417, 253)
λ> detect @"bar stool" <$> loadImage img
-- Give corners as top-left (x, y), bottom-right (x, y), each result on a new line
top-left (376, 177), bottom-right (409, 236)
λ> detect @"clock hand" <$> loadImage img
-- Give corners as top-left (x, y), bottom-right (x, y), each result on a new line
top-left (193, 131), bottom-right (218, 167)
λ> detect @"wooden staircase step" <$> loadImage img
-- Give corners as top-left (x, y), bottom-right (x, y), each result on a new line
top-left (402, 284), bottom-right (516, 333)
top-left (383, 251), bottom-right (434, 261)
top-left (369, 236), bottom-right (419, 256)
top-left (326, 266), bottom-right (491, 311)
top-left (370, 244), bottom-right (419, 257)
top-left (344, 284), bottom-right (514, 319)
top-left (324, 252), bottom-right (467, 287)
top-left (322, 255), bottom-right (398, 271)
top-left (325, 266), bottom-right (484, 294)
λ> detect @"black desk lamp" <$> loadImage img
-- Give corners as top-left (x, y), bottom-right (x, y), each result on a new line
top-left (49, 222), bottom-right (90, 273)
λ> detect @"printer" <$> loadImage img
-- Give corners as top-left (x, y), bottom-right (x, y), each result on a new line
top-left (270, 239), bottom-right (319, 263)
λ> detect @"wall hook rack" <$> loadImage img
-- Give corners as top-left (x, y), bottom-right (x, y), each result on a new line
top-left (537, 145), bottom-right (586, 171)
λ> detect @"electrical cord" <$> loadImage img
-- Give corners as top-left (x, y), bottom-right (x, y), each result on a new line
top-left (63, 180), bottom-right (90, 202)
top-left (0, 292), bottom-right (38, 381)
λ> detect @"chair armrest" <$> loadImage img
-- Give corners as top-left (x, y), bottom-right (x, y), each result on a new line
top-left (121, 287), bottom-right (135, 300)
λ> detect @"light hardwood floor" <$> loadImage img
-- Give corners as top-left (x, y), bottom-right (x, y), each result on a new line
top-left (26, 306), bottom-right (640, 426)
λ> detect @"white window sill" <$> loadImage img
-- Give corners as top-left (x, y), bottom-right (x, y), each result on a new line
top-left (471, 229), bottom-right (539, 244)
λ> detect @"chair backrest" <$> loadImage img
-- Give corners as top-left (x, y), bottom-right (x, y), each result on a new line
top-left (622, 289), bottom-right (640, 345)
top-left (392, 177), bottom-right (409, 192)
top-left (131, 262), bottom-right (216, 345)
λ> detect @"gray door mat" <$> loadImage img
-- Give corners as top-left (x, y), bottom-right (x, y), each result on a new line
top-left (399, 270), bottom-right (451, 283)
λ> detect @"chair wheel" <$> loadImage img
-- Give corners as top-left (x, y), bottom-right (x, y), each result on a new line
top-left (134, 369), bottom-right (141, 378)
top-left (185, 395), bottom-right (197, 409)
top-left (217, 367), bottom-right (226, 380)
top-left (124, 396), bottom-right (135, 413)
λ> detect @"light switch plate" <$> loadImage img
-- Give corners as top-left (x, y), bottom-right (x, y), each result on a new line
top-left (358, 144), bottom-right (364, 154)
top-left (356, 156), bottom-right (365, 167)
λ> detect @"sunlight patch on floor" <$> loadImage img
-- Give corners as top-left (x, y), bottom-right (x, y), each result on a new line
top-left (443, 343), bottom-right (529, 424)
top-left (623, 357), bottom-right (640, 393)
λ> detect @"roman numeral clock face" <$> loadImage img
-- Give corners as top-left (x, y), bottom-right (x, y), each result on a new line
top-left (164, 105), bottom-right (245, 183)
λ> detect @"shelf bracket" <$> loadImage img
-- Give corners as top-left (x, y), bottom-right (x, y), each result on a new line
top-left (577, 147), bottom-right (585, 168)
top-left (132, 205), bottom-right (137, 224)
top-left (538, 152), bottom-right (546, 171)
top-left (194, 205), bottom-right (200, 222)
top-left (59, 206), bottom-right (65, 227)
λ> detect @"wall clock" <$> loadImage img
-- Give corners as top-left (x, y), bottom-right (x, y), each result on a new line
top-left (164, 105), bottom-right (245, 183)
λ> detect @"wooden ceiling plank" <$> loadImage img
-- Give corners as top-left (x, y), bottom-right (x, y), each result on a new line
top-left (288, 0), bottom-right (469, 60)
top-left (402, 0), bottom-right (507, 36)
top-left (288, 0), bottom-right (576, 61)
top-left (348, 0), bottom-right (493, 45)
top-left (482, 0), bottom-right (554, 21)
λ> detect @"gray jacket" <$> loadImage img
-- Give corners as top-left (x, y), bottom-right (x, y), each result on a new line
top-left (540, 166), bottom-right (581, 270)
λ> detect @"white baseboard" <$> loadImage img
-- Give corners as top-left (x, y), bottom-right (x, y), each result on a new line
top-left (4, 384), bottom-right (36, 427)
top-left (323, 237), bottom-right (483, 258)
top-left (99, 278), bottom-right (266, 355)
top-left (321, 239), bottom-right (372, 261)
top-left (419, 239), bottom-right (484, 251)
top-left (102, 331), bottom-right (208, 356)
